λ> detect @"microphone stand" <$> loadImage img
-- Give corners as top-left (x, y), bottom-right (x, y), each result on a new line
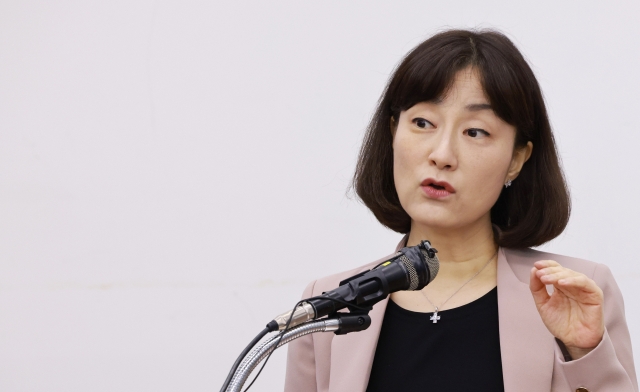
top-left (224, 311), bottom-right (372, 392)
top-left (221, 240), bottom-right (439, 391)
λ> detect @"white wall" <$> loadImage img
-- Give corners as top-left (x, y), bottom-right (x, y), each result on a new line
top-left (1, 1), bottom-right (639, 390)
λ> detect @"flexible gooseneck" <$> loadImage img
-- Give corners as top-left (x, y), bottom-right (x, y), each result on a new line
top-left (225, 310), bottom-right (373, 392)
top-left (225, 319), bottom-right (339, 392)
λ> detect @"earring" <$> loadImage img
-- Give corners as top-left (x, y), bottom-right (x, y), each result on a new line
top-left (504, 179), bottom-right (512, 188)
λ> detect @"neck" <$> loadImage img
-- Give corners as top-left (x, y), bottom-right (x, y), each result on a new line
top-left (405, 215), bottom-right (498, 269)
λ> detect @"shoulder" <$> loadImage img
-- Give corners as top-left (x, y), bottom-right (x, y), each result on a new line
top-left (301, 251), bottom-right (399, 298)
top-left (503, 247), bottom-right (619, 294)
top-left (503, 247), bottom-right (601, 275)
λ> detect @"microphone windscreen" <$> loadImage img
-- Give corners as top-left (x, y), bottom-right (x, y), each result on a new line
top-left (421, 246), bottom-right (440, 284)
top-left (397, 240), bottom-right (440, 290)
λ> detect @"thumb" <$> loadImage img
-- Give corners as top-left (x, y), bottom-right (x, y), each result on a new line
top-left (529, 267), bottom-right (550, 307)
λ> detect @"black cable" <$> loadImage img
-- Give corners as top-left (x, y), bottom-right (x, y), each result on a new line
top-left (219, 295), bottom-right (367, 391)
top-left (219, 326), bottom-right (272, 392)
top-left (239, 300), bottom-right (302, 392)
top-left (241, 296), bottom-right (366, 392)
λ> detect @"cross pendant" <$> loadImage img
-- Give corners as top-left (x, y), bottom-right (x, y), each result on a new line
top-left (430, 308), bottom-right (440, 324)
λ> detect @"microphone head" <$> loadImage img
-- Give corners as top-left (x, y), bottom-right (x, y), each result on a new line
top-left (397, 240), bottom-right (440, 290)
top-left (419, 240), bottom-right (440, 284)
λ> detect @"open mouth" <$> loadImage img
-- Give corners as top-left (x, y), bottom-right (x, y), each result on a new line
top-left (420, 178), bottom-right (456, 193)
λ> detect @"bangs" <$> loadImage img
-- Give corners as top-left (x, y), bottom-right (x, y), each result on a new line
top-left (388, 47), bottom-right (474, 117)
top-left (385, 32), bottom-right (536, 147)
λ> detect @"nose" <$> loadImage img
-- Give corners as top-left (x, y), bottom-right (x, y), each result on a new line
top-left (427, 129), bottom-right (458, 171)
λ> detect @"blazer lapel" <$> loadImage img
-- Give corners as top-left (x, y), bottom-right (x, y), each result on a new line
top-left (328, 296), bottom-right (389, 392)
top-left (328, 235), bottom-right (408, 392)
top-left (498, 247), bottom-right (554, 392)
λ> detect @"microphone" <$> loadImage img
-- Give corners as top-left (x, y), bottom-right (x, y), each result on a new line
top-left (271, 239), bottom-right (440, 331)
top-left (220, 240), bottom-right (440, 392)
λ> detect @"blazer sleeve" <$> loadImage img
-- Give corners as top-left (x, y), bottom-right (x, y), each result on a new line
top-left (283, 280), bottom-right (318, 392)
top-left (553, 262), bottom-right (638, 391)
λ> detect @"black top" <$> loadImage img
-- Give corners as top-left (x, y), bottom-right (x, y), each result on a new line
top-left (366, 286), bottom-right (504, 392)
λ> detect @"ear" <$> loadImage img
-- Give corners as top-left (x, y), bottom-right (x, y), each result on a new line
top-left (390, 115), bottom-right (398, 139)
top-left (506, 141), bottom-right (533, 182)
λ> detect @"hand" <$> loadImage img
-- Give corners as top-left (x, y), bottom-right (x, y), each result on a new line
top-left (529, 260), bottom-right (605, 360)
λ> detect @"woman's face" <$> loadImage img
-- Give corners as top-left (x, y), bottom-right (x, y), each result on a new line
top-left (392, 67), bottom-right (532, 231)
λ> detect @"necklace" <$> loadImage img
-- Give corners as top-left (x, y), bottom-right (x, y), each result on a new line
top-left (421, 250), bottom-right (498, 324)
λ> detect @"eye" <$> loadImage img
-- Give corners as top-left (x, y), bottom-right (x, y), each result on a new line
top-left (412, 117), bottom-right (434, 129)
top-left (464, 128), bottom-right (490, 138)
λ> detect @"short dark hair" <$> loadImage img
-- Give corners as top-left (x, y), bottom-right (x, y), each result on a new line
top-left (350, 28), bottom-right (571, 249)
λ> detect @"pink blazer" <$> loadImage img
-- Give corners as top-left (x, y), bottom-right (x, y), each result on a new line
top-left (284, 235), bottom-right (638, 392)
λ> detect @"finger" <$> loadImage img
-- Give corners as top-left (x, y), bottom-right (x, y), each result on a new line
top-left (538, 269), bottom-right (576, 285)
top-left (535, 266), bottom-right (564, 279)
top-left (557, 276), bottom-right (604, 304)
top-left (558, 275), bottom-right (602, 295)
top-left (533, 259), bottom-right (561, 269)
top-left (549, 273), bottom-right (604, 303)
top-left (529, 267), bottom-right (550, 307)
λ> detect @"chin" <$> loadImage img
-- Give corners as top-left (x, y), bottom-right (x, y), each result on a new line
top-left (406, 197), bottom-right (491, 228)
top-left (409, 213), bottom-right (462, 231)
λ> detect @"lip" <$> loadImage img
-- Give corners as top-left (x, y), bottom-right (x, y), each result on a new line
top-left (420, 178), bottom-right (456, 199)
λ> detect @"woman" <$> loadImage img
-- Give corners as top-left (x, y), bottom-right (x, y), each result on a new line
top-left (284, 29), bottom-right (637, 392)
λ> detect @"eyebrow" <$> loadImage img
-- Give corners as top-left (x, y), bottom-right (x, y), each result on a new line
top-left (465, 103), bottom-right (493, 111)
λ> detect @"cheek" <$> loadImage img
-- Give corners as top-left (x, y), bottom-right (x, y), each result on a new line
top-left (392, 136), bottom-right (421, 195)
top-left (462, 150), bottom-right (511, 206)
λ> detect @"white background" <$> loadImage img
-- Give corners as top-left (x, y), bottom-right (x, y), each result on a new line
top-left (1, 1), bottom-right (639, 391)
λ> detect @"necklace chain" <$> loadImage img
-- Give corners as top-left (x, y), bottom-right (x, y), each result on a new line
top-left (422, 250), bottom-right (498, 323)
